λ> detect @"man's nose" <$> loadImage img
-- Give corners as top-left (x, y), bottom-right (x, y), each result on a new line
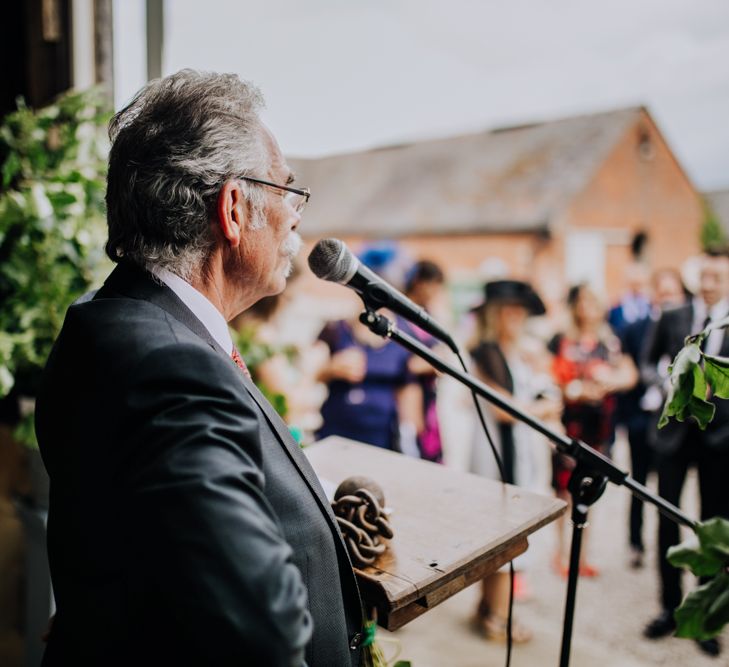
top-left (290, 209), bottom-right (301, 232)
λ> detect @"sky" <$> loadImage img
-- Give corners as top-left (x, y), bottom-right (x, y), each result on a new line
top-left (114, 0), bottom-right (729, 190)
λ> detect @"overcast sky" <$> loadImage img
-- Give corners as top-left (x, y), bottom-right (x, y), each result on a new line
top-left (115, 0), bottom-right (729, 190)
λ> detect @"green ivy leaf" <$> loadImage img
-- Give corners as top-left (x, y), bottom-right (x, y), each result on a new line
top-left (667, 535), bottom-right (724, 577)
top-left (706, 585), bottom-right (729, 637)
top-left (659, 352), bottom-right (695, 426)
top-left (686, 394), bottom-right (716, 430)
top-left (692, 362), bottom-right (707, 398)
top-left (658, 343), bottom-right (714, 428)
top-left (675, 572), bottom-right (729, 640)
top-left (704, 354), bottom-right (729, 400)
top-left (697, 517), bottom-right (729, 560)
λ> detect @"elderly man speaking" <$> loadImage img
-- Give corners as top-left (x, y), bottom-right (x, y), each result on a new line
top-left (35, 70), bottom-right (363, 666)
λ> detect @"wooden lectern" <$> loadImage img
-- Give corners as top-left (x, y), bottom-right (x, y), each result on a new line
top-left (306, 437), bottom-right (566, 630)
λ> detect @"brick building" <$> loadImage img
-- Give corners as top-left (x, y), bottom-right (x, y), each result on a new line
top-left (291, 107), bottom-right (703, 311)
top-left (706, 189), bottom-right (729, 239)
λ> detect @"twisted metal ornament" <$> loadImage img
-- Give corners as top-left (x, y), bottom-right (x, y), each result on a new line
top-left (332, 478), bottom-right (394, 568)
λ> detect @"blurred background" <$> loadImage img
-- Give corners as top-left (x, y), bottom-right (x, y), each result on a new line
top-left (1, 1), bottom-right (728, 665)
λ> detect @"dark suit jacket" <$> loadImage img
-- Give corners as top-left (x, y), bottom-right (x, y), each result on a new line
top-left (618, 314), bottom-right (653, 426)
top-left (35, 262), bottom-right (363, 666)
top-left (644, 302), bottom-right (729, 453)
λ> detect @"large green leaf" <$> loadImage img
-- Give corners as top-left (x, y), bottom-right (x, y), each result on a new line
top-left (705, 585), bottom-right (729, 637)
top-left (667, 535), bottom-right (724, 577)
top-left (687, 394), bottom-right (716, 430)
top-left (658, 343), bottom-right (701, 428)
top-left (692, 362), bottom-right (707, 398)
top-left (675, 572), bottom-right (729, 640)
top-left (659, 343), bottom-right (716, 428)
top-left (697, 517), bottom-right (729, 559)
top-left (704, 354), bottom-right (729, 400)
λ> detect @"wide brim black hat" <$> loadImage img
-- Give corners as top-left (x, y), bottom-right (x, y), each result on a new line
top-left (471, 279), bottom-right (546, 316)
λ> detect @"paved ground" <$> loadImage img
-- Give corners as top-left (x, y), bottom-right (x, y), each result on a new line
top-left (377, 436), bottom-right (729, 667)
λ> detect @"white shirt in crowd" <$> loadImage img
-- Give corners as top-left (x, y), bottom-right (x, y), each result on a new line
top-left (692, 296), bottom-right (729, 357)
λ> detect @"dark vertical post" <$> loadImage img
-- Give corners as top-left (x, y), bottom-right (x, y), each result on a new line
top-left (93, 0), bottom-right (114, 102)
top-left (146, 0), bottom-right (164, 81)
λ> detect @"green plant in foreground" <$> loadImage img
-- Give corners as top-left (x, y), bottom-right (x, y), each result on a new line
top-left (0, 88), bottom-right (112, 446)
top-left (667, 518), bottom-right (729, 640)
top-left (660, 316), bottom-right (729, 639)
top-left (658, 316), bottom-right (729, 430)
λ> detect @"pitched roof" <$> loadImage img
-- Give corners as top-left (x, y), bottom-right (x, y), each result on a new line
top-left (289, 107), bottom-right (645, 239)
top-left (705, 189), bottom-right (729, 236)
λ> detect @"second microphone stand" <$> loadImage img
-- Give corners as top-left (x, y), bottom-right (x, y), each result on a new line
top-left (358, 308), bottom-right (696, 667)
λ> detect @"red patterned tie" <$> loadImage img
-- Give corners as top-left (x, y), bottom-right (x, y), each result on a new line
top-left (231, 347), bottom-right (251, 379)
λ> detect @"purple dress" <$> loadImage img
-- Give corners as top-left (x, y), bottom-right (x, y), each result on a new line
top-left (316, 320), bottom-right (413, 450)
top-left (399, 319), bottom-right (443, 462)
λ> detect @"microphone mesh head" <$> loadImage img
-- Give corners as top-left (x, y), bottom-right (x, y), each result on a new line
top-left (307, 238), bottom-right (353, 282)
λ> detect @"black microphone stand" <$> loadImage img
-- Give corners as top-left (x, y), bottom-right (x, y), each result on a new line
top-left (358, 308), bottom-right (696, 667)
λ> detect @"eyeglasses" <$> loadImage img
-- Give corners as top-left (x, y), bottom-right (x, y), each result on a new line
top-left (240, 176), bottom-right (311, 214)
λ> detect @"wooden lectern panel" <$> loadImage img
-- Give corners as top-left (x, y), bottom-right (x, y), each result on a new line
top-left (306, 437), bottom-right (566, 630)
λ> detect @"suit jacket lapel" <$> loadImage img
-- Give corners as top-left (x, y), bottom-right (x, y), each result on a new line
top-left (239, 374), bottom-right (351, 549)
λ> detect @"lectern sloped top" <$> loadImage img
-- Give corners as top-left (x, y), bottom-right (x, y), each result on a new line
top-left (306, 437), bottom-right (566, 630)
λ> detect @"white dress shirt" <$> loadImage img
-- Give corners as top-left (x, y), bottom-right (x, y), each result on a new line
top-left (148, 266), bottom-right (233, 355)
top-left (692, 296), bottom-right (729, 357)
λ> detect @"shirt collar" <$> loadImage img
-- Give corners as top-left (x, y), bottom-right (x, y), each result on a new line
top-left (147, 266), bottom-right (233, 355)
top-left (709, 298), bottom-right (729, 321)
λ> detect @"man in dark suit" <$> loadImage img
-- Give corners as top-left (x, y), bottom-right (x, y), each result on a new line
top-left (642, 251), bottom-right (729, 657)
top-left (35, 70), bottom-right (363, 666)
top-left (618, 269), bottom-right (686, 568)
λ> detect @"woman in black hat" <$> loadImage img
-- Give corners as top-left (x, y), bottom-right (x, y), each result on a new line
top-left (469, 280), bottom-right (562, 643)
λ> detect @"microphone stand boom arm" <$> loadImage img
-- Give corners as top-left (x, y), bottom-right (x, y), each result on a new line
top-left (358, 308), bottom-right (696, 667)
top-left (359, 309), bottom-right (693, 528)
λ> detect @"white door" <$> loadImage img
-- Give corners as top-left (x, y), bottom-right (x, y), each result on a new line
top-left (564, 231), bottom-right (606, 293)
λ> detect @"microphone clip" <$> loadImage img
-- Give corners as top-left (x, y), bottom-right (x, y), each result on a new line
top-left (359, 309), bottom-right (393, 339)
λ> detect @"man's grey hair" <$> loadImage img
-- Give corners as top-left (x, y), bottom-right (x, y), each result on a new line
top-left (105, 69), bottom-right (268, 280)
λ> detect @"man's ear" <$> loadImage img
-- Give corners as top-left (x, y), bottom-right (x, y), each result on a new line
top-left (216, 181), bottom-right (247, 248)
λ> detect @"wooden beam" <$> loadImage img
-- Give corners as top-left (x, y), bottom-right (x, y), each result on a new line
top-left (93, 0), bottom-right (113, 98)
top-left (146, 0), bottom-right (163, 81)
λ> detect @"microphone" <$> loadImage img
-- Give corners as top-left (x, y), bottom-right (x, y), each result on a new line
top-left (308, 238), bottom-right (458, 353)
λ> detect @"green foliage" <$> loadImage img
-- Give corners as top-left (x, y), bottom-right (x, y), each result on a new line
top-left (0, 89), bottom-right (112, 445)
top-left (232, 324), bottom-right (289, 420)
top-left (668, 518), bottom-right (729, 640)
top-left (658, 316), bottom-right (729, 429)
top-left (704, 353), bottom-right (729, 399)
top-left (660, 326), bottom-right (729, 640)
top-left (13, 411), bottom-right (38, 449)
top-left (700, 202), bottom-right (727, 253)
top-left (658, 342), bottom-right (714, 429)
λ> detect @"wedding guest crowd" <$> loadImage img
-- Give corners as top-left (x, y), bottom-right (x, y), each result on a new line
top-left (239, 243), bottom-right (729, 656)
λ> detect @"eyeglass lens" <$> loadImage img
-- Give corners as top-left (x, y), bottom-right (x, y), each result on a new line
top-left (285, 191), bottom-right (307, 213)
